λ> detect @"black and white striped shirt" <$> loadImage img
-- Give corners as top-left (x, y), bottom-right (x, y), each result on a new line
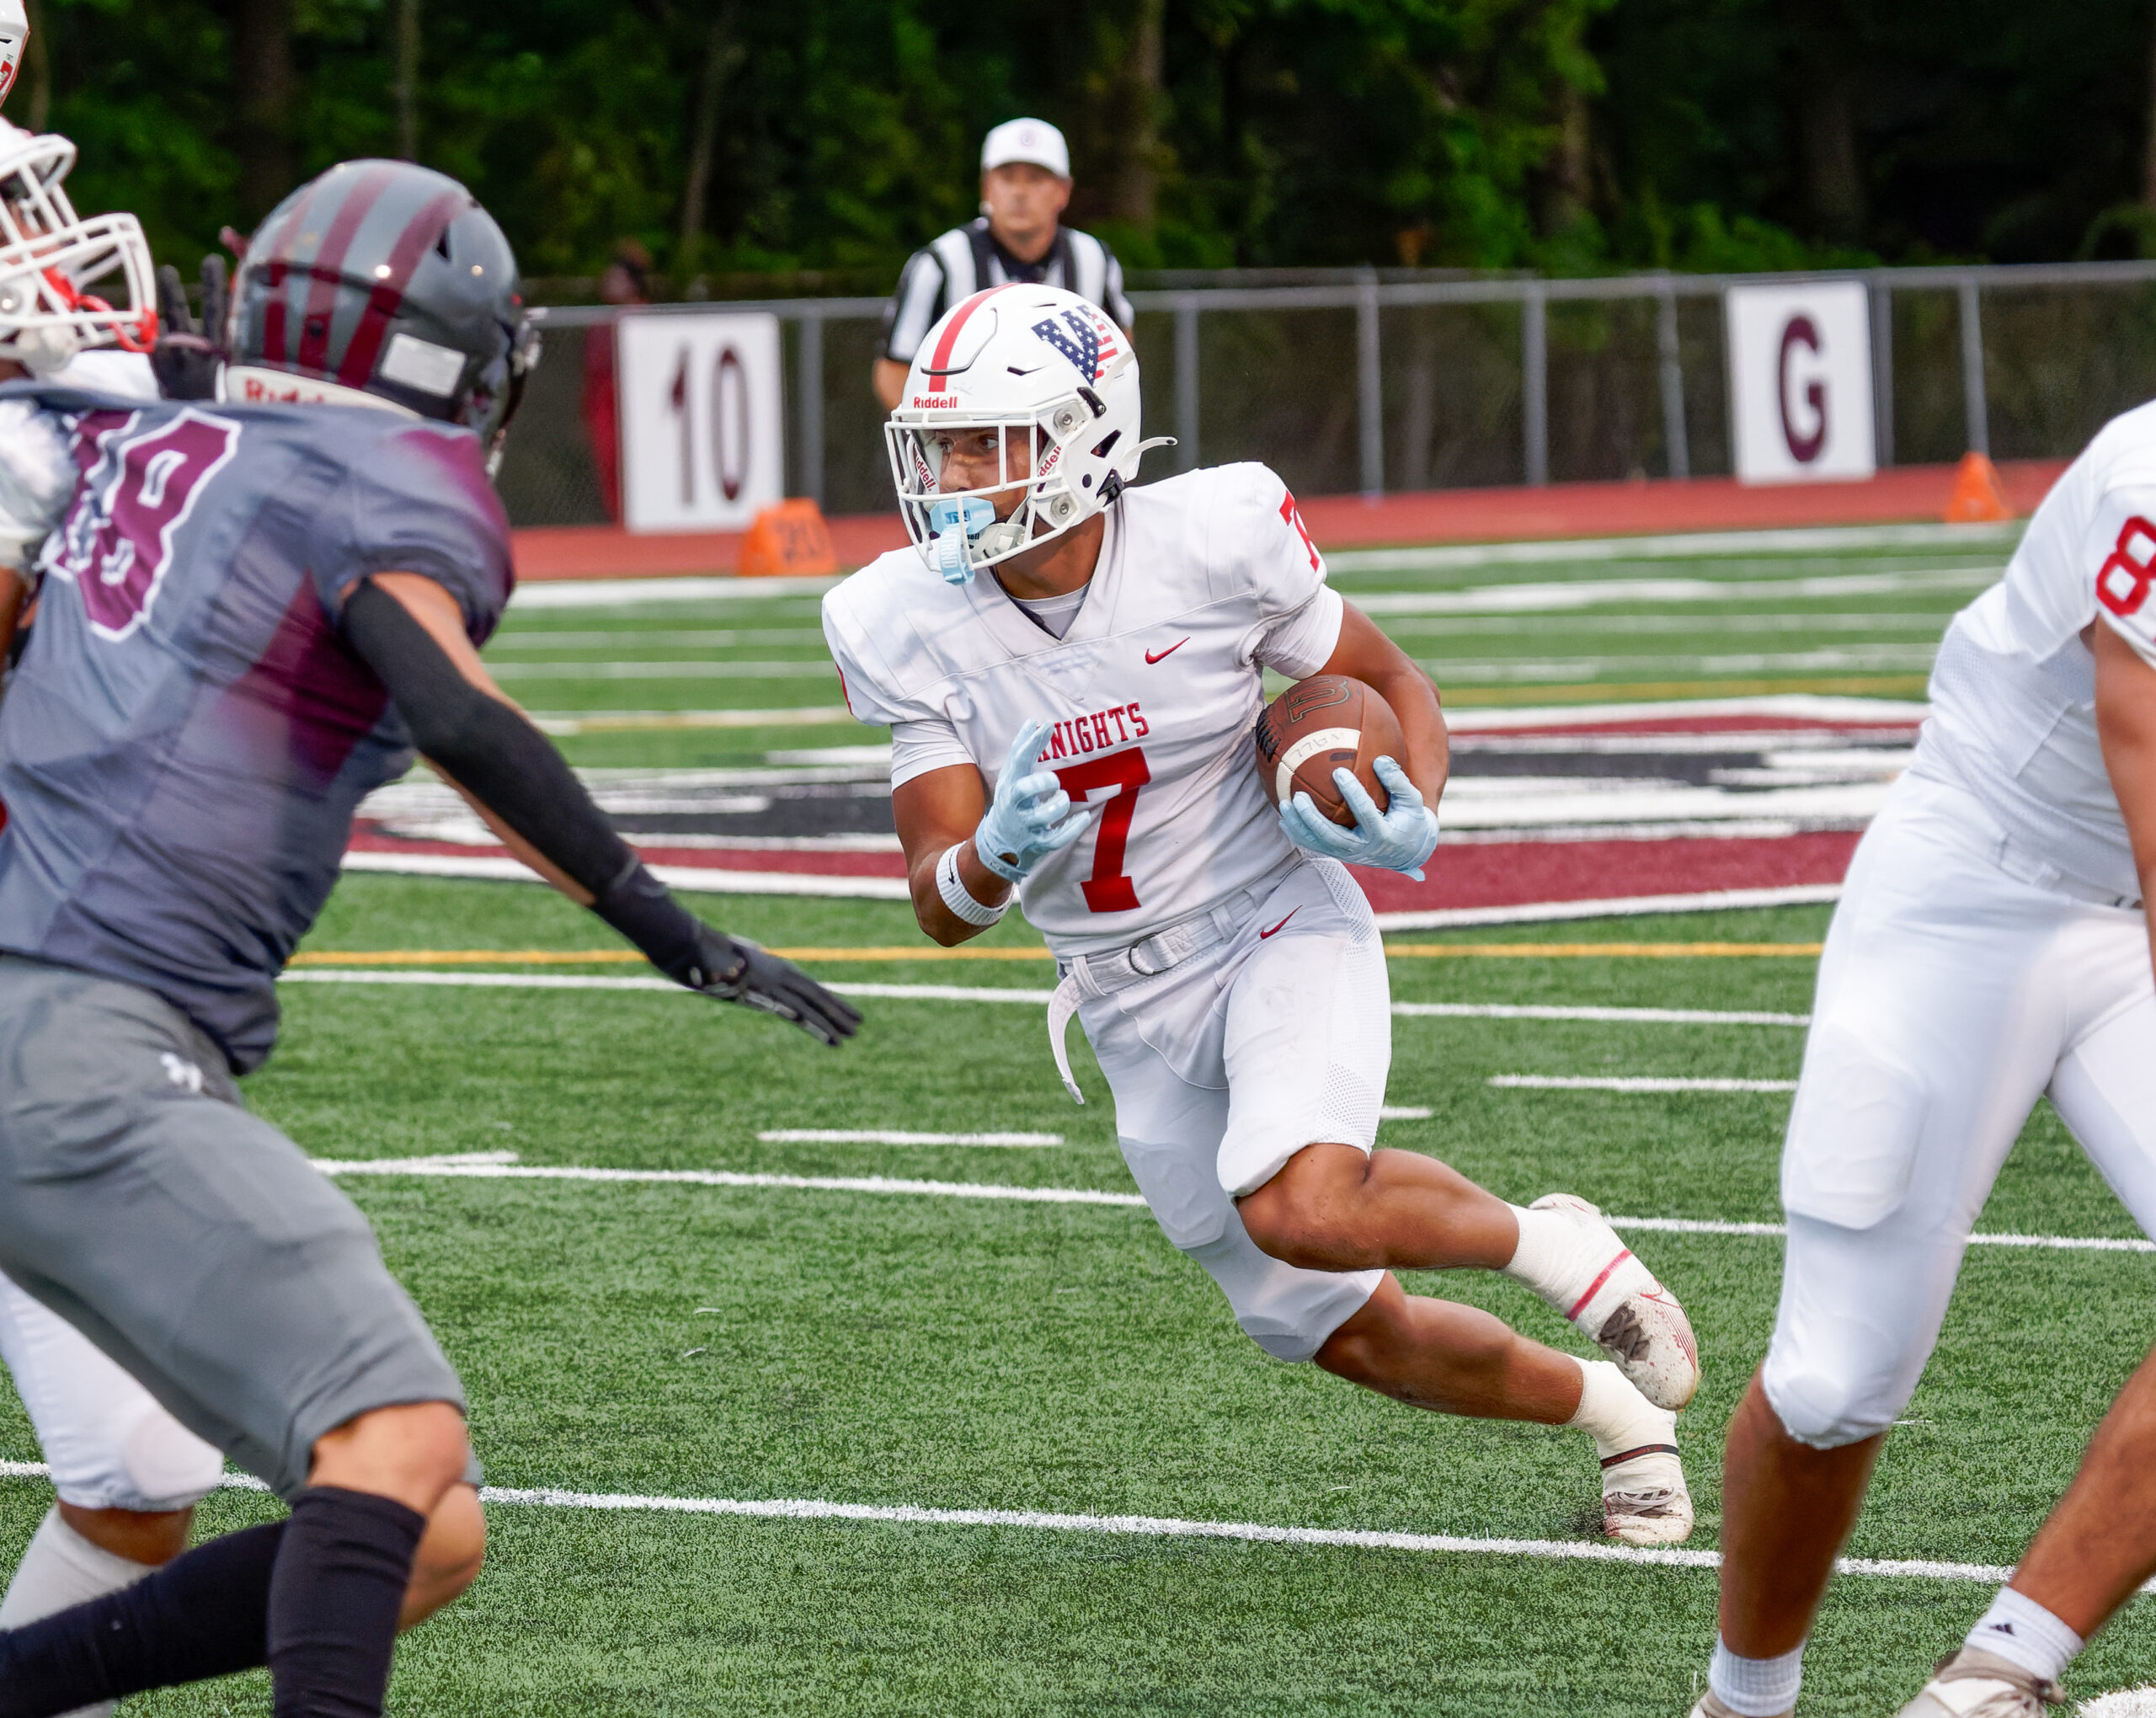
top-left (879, 217), bottom-right (1134, 364)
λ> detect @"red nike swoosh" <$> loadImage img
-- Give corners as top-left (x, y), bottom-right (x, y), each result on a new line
top-left (1258, 909), bottom-right (1299, 939)
top-left (1144, 638), bottom-right (1189, 664)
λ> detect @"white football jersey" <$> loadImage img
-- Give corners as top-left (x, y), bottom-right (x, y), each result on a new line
top-left (0, 349), bottom-right (156, 567)
top-left (1919, 397), bottom-right (2156, 899)
top-left (822, 462), bottom-right (1344, 957)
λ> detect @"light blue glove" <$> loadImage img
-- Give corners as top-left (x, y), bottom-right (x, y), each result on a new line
top-left (1279, 755), bottom-right (1440, 881)
top-left (926, 496), bottom-right (996, 585)
top-left (976, 719), bottom-right (1097, 883)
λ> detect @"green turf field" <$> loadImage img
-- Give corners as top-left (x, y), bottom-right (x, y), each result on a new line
top-left (14, 521), bottom-right (2156, 1715)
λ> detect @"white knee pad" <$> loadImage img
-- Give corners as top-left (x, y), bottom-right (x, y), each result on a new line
top-left (1759, 1356), bottom-right (1897, 1449)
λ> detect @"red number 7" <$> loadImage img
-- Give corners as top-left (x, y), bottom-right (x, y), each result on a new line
top-left (1054, 747), bottom-right (1151, 913)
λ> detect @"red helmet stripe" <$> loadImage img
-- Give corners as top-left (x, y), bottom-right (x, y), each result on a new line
top-left (294, 163), bottom-right (400, 375)
top-left (924, 285), bottom-right (1008, 395)
top-left (335, 189), bottom-right (470, 388)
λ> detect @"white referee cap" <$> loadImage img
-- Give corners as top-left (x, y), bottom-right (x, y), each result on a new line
top-left (981, 118), bottom-right (1070, 179)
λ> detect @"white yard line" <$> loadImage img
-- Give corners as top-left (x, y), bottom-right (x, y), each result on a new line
top-left (309, 1153), bottom-right (2154, 1254)
top-left (1608, 1214), bottom-right (2156, 1254)
top-left (1488, 1075), bottom-right (1798, 1093)
top-left (529, 706), bottom-right (855, 734)
top-left (1373, 884), bottom-right (1842, 930)
top-left (282, 969), bottom-right (1054, 1003)
top-left (491, 661), bottom-right (839, 680)
top-left (312, 1155), bottom-right (1153, 1208)
top-left (1417, 648), bottom-right (1938, 681)
top-left (1351, 569), bottom-right (1993, 618)
top-left (758, 1129), bottom-right (1065, 1148)
top-left (1324, 521), bottom-right (2017, 572)
top-left (0, 1457), bottom-right (2023, 1584)
top-left (1396, 1002), bottom-right (1807, 1026)
top-left (1439, 693), bottom-right (1928, 730)
top-left (280, 968), bottom-right (1806, 1027)
top-left (336, 852), bottom-right (912, 901)
top-left (510, 575), bottom-right (838, 608)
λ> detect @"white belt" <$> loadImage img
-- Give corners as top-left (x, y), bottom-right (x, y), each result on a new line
top-left (1046, 886), bottom-right (1270, 1104)
top-left (1990, 830), bottom-right (2143, 911)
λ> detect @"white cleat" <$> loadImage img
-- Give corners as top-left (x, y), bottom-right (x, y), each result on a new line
top-left (1526, 1193), bottom-right (1700, 1410)
top-left (1894, 1649), bottom-right (2063, 1716)
top-left (1598, 1414), bottom-right (1693, 1547)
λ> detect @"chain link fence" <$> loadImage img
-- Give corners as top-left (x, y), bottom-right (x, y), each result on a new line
top-left (494, 262), bottom-right (2156, 531)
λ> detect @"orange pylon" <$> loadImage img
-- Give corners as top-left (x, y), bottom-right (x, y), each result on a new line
top-left (738, 498), bottom-right (840, 577)
top-left (1945, 451), bottom-right (2012, 524)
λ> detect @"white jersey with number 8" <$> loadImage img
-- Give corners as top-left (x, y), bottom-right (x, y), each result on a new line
top-left (1919, 397), bottom-right (2156, 901)
top-left (821, 462), bottom-right (1343, 956)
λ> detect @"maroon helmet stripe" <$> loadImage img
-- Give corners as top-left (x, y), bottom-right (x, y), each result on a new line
top-left (294, 163), bottom-right (399, 375)
top-left (257, 175), bottom-right (328, 367)
top-left (335, 189), bottom-right (470, 388)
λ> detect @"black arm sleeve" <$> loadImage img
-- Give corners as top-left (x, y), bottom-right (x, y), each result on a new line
top-left (339, 579), bottom-right (712, 980)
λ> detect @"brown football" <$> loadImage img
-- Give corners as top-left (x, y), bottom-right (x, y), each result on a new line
top-left (1253, 674), bottom-right (1406, 827)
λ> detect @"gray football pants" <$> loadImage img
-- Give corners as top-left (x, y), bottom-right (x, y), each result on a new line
top-left (0, 954), bottom-right (467, 1499)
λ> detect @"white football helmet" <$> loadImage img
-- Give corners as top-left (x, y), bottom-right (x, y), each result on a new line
top-left (0, 120), bottom-right (157, 371)
top-left (0, 0), bottom-right (24, 109)
top-left (884, 283), bottom-right (1168, 584)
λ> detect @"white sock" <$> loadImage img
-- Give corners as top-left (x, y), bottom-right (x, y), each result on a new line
top-left (1708, 1635), bottom-right (1804, 1717)
top-left (1565, 1358), bottom-right (1659, 1454)
top-left (1966, 1587), bottom-right (2083, 1685)
top-left (1502, 1201), bottom-right (1572, 1295)
top-left (0, 1506), bottom-right (158, 1718)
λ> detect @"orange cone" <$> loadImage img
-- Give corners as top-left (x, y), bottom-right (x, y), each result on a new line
top-left (1945, 452), bottom-right (2012, 524)
top-left (737, 498), bottom-right (840, 577)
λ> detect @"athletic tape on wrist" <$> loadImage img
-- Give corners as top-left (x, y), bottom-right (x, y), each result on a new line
top-left (939, 842), bottom-right (1009, 926)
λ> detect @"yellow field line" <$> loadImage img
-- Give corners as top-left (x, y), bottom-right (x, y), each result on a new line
top-left (291, 940), bottom-right (1822, 967)
top-left (1384, 941), bottom-right (1822, 958)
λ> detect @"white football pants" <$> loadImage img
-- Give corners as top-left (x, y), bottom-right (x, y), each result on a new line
top-left (1764, 768), bottom-right (2156, 1449)
top-left (1074, 858), bottom-right (1389, 1362)
top-left (0, 1272), bottom-right (222, 1512)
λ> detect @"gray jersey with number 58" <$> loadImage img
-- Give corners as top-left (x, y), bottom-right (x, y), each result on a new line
top-left (0, 386), bottom-right (512, 1071)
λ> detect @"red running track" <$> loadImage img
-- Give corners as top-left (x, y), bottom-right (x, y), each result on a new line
top-left (349, 825), bottom-right (1866, 914)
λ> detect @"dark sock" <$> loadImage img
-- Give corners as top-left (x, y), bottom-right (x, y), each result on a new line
top-left (265, 1486), bottom-right (425, 1718)
top-left (0, 1521), bottom-right (283, 1717)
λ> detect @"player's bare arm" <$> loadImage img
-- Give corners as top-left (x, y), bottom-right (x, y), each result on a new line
top-left (893, 762), bottom-right (1003, 946)
top-left (2097, 617), bottom-right (2156, 958)
top-left (1315, 603), bottom-right (1449, 806)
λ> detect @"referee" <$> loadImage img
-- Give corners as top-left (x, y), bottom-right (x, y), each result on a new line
top-left (873, 117), bottom-right (1135, 410)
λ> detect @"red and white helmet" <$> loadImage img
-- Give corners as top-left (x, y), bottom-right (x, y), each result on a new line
top-left (0, 119), bottom-right (156, 371)
top-left (884, 283), bottom-right (1168, 584)
top-left (0, 1), bottom-right (25, 108)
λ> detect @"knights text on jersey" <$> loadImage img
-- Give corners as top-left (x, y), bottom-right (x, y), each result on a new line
top-left (1917, 396), bottom-right (2156, 899)
top-left (821, 463), bottom-right (1343, 955)
top-left (0, 387), bottom-right (513, 1071)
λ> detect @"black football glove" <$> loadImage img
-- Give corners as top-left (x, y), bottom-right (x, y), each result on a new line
top-left (593, 858), bottom-right (862, 1046)
top-left (151, 263), bottom-right (222, 402)
top-left (684, 924), bottom-right (862, 1047)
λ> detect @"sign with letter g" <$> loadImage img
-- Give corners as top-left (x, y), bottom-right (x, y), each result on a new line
top-left (1725, 281), bottom-right (1876, 484)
